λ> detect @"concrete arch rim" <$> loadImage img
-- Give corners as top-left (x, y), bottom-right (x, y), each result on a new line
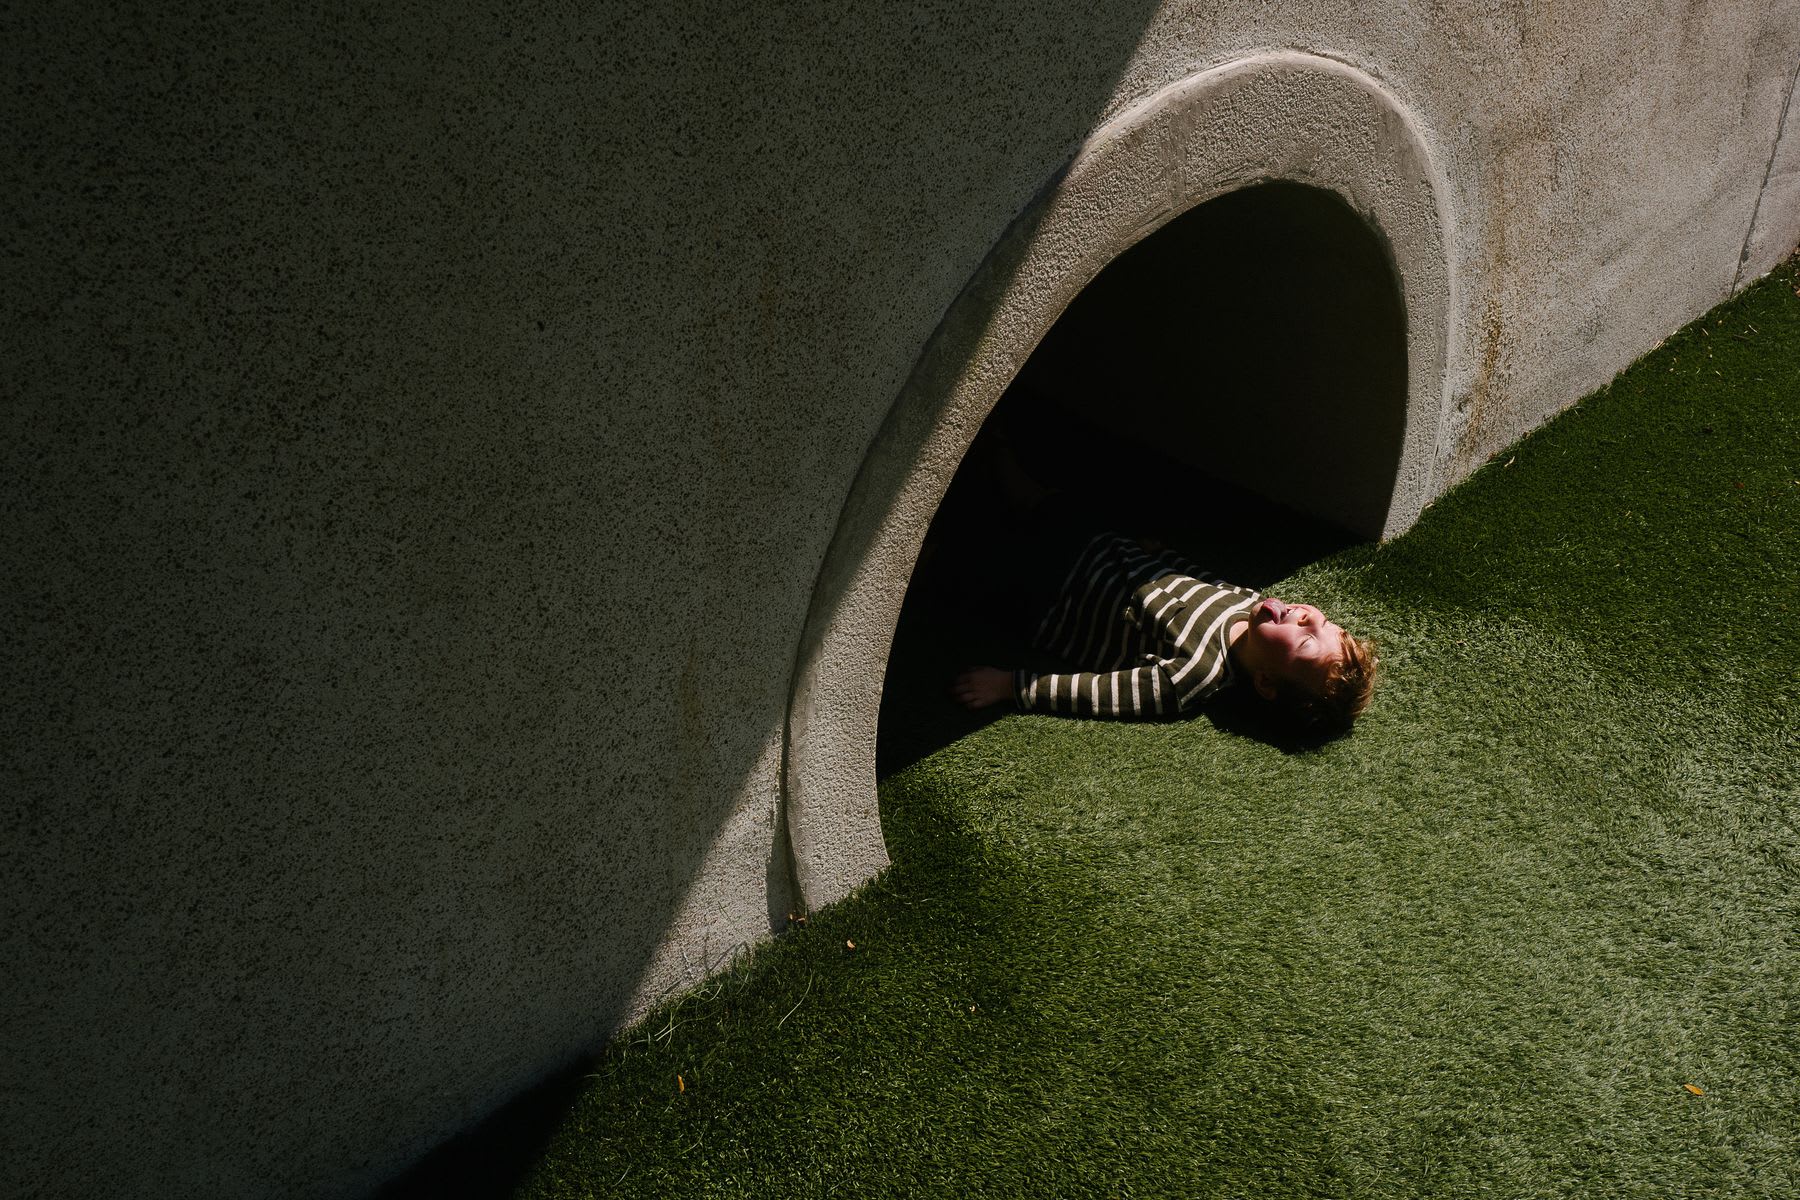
top-left (784, 49), bottom-right (1455, 911)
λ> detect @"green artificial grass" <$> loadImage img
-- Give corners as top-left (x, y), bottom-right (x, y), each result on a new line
top-left (498, 261), bottom-right (1798, 1199)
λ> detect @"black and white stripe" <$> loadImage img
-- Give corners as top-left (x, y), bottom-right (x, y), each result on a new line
top-left (1013, 532), bottom-right (1258, 719)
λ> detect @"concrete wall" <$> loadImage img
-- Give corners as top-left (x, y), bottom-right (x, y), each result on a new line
top-left (4, 3), bottom-right (1795, 1196)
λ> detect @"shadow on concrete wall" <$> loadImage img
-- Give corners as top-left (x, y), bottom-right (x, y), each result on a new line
top-left (878, 182), bottom-right (1404, 776)
top-left (5, 3), bottom-right (1205, 1197)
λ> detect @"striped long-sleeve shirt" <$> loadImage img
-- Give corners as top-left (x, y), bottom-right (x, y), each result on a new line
top-left (1013, 532), bottom-right (1259, 719)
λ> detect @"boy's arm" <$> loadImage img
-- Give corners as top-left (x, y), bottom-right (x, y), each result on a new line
top-left (1013, 662), bottom-right (1182, 719)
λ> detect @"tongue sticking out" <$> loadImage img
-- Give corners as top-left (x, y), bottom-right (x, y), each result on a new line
top-left (1257, 598), bottom-right (1287, 625)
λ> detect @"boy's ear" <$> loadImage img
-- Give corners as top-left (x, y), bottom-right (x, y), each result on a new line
top-left (1251, 668), bottom-right (1279, 701)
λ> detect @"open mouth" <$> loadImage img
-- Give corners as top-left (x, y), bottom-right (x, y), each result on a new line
top-left (1256, 598), bottom-right (1287, 626)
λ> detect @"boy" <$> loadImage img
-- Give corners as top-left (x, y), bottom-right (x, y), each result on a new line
top-left (949, 528), bottom-right (1377, 735)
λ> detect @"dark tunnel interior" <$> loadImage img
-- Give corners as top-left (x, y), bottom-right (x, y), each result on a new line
top-left (878, 181), bottom-right (1409, 774)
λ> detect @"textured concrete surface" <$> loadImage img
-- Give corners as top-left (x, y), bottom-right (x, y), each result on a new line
top-left (4, 2), bottom-right (1797, 1197)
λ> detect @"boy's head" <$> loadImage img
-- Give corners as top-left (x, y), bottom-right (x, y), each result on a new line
top-left (1234, 598), bottom-right (1377, 734)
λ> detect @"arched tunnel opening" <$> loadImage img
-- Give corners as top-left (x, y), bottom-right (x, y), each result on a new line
top-left (878, 181), bottom-right (1408, 775)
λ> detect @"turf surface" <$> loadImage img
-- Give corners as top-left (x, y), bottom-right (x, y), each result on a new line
top-left (488, 259), bottom-right (1797, 1199)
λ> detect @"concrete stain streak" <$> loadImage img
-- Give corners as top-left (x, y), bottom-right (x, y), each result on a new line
top-left (1734, 49), bottom-right (1800, 293)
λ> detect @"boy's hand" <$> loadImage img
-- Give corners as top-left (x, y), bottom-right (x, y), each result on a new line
top-left (951, 666), bottom-right (1014, 710)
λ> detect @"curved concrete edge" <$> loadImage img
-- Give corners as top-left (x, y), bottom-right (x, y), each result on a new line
top-left (784, 50), bottom-right (1456, 910)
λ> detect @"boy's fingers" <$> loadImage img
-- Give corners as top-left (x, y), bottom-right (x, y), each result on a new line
top-left (949, 667), bottom-right (1008, 709)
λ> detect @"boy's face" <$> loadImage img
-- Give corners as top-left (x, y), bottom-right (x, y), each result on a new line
top-left (1241, 598), bottom-right (1345, 699)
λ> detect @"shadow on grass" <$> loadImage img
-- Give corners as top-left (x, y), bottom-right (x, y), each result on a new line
top-left (372, 768), bottom-right (1048, 1198)
top-left (485, 747), bottom-right (1360, 1198)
